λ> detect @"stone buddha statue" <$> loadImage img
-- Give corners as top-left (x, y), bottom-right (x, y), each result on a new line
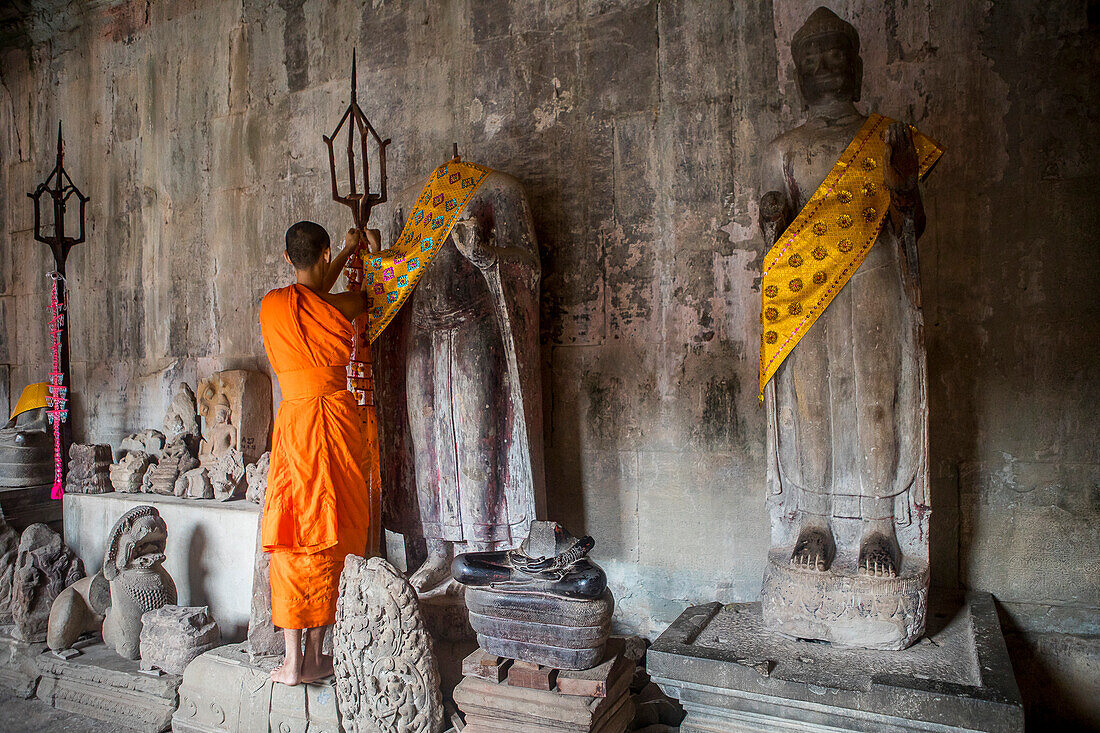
top-left (756, 7), bottom-right (939, 649)
top-left (0, 385), bottom-right (53, 490)
top-left (374, 167), bottom-right (546, 594)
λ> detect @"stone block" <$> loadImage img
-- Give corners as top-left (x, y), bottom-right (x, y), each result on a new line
top-left (63, 492), bottom-right (259, 640)
top-left (646, 592), bottom-right (1024, 733)
top-left (462, 648), bottom-right (511, 683)
top-left (173, 643), bottom-right (340, 733)
top-left (0, 625), bottom-right (44, 697)
top-left (35, 640), bottom-right (182, 733)
top-left (139, 605), bottom-right (220, 676)
top-left (508, 660), bottom-right (558, 690)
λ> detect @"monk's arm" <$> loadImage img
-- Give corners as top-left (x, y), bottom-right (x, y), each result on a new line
top-left (321, 229), bottom-right (381, 293)
top-left (323, 290), bottom-right (370, 323)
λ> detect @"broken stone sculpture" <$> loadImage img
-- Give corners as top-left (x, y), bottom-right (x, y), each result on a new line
top-left (757, 7), bottom-right (934, 650)
top-left (142, 437), bottom-right (200, 495)
top-left (246, 458), bottom-right (282, 661)
top-left (139, 605), bottom-right (220, 675)
top-left (110, 450), bottom-right (153, 493)
top-left (47, 505), bottom-right (177, 659)
top-left (333, 556), bottom-right (444, 733)
top-left (11, 523), bottom-right (84, 642)
top-left (0, 510), bottom-right (20, 623)
top-left (120, 429), bottom-right (166, 461)
top-left (209, 448), bottom-right (245, 501)
top-left (244, 451), bottom-right (269, 505)
top-left (453, 520), bottom-right (614, 670)
top-left (0, 401), bottom-right (52, 489)
top-left (374, 170), bottom-right (545, 594)
top-left (163, 382), bottom-right (201, 448)
top-left (175, 467), bottom-right (213, 500)
top-left (64, 443), bottom-right (113, 494)
top-left (197, 370), bottom-right (272, 467)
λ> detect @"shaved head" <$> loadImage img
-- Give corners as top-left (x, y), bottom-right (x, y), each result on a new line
top-left (285, 221), bottom-right (330, 269)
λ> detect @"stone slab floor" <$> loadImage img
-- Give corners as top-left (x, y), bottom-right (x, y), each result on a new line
top-left (0, 689), bottom-right (133, 733)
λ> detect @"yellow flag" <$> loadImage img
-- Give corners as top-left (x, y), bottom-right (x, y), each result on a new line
top-left (759, 114), bottom-right (942, 397)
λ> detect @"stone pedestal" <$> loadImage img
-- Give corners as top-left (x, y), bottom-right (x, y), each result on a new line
top-left (647, 592), bottom-right (1023, 733)
top-left (453, 642), bottom-right (637, 733)
top-left (419, 584), bottom-right (478, 697)
top-left (64, 492), bottom-right (258, 639)
top-left (0, 625), bottom-right (44, 697)
top-left (35, 639), bottom-right (182, 733)
top-left (761, 549), bottom-right (929, 650)
top-left (172, 643), bottom-right (340, 733)
top-left (0, 485), bottom-right (60, 533)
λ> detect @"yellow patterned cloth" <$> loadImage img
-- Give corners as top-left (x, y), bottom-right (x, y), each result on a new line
top-left (759, 114), bottom-right (942, 397)
top-left (352, 160), bottom-right (493, 342)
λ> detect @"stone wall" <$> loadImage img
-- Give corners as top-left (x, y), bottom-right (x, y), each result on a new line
top-left (0, 0), bottom-right (1096, 727)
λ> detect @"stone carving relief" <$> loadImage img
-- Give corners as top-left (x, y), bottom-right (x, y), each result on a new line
top-left (209, 449), bottom-right (246, 501)
top-left (64, 443), bottom-right (113, 494)
top-left (197, 370), bottom-right (272, 467)
top-left (333, 556), bottom-right (443, 733)
top-left (142, 438), bottom-right (200, 496)
top-left (244, 451), bottom-right (270, 505)
top-left (110, 450), bottom-right (153, 493)
top-left (163, 383), bottom-right (201, 447)
top-left (11, 523), bottom-right (84, 642)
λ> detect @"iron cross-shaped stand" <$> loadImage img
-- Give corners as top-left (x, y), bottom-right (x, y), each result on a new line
top-left (27, 121), bottom-right (89, 495)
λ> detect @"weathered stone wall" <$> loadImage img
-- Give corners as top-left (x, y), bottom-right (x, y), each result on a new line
top-left (0, 0), bottom-right (1096, 726)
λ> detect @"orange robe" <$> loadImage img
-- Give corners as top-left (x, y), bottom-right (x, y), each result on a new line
top-left (259, 284), bottom-right (379, 629)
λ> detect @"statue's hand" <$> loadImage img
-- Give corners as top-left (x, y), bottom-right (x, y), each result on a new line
top-left (452, 215), bottom-right (497, 269)
top-left (884, 121), bottom-right (919, 195)
top-left (759, 191), bottom-right (791, 246)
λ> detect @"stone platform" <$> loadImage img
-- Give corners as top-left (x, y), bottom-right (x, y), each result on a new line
top-left (647, 592), bottom-right (1023, 733)
top-left (35, 638), bottom-right (182, 733)
top-left (64, 491), bottom-right (259, 639)
top-left (172, 642), bottom-right (340, 733)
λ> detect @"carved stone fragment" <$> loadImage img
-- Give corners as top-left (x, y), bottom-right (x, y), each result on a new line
top-left (110, 450), bottom-right (153, 493)
top-left (64, 444), bottom-right (113, 494)
top-left (175, 467), bottom-right (213, 500)
top-left (142, 437), bottom-right (199, 495)
top-left (139, 605), bottom-right (220, 675)
top-left (197, 370), bottom-right (272, 467)
top-left (163, 383), bottom-right (201, 445)
top-left (244, 451), bottom-right (269, 505)
top-left (11, 523), bottom-right (84, 642)
top-left (210, 448), bottom-right (246, 501)
top-left (120, 429), bottom-right (166, 461)
top-left (333, 556), bottom-right (444, 733)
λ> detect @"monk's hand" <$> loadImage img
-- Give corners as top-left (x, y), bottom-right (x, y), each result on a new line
top-left (362, 228), bottom-right (382, 254)
top-left (884, 121), bottom-right (919, 199)
top-left (452, 215), bottom-right (497, 269)
top-left (344, 228), bottom-right (363, 251)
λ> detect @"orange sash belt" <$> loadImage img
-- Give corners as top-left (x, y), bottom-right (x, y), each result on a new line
top-left (277, 366), bottom-right (347, 400)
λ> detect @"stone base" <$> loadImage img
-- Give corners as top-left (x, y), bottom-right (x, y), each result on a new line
top-left (172, 642), bottom-right (340, 733)
top-left (648, 592), bottom-right (1023, 733)
top-left (761, 548), bottom-right (929, 650)
top-left (454, 643), bottom-right (636, 732)
top-left (419, 584), bottom-right (479, 697)
top-left (35, 638), bottom-right (182, 733)
top-left (0, 625), bottom-right (45, 698)
top-left (0, 484), bottom-right (61, 533)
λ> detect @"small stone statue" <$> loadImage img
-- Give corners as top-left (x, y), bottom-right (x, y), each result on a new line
top-left (209, 448), bottom-right (246, 501)
top-left (110, 450), bottom-right (153, 493)
top-left (244, 451), bottom-right (270, 505)
top-left (196, 370), bottom-right (272, 466)
top-left (376, 170), bottom-right (545, 594)
top-left (756, 7), bottom-right (941, 650)
top-left (11, 523), bottom-right (85, 642)
top-left (139, 605), bottom-right (220, 675)
top-left (142, 438), bottom-right (199, 495)
top-left (163, 383), bottom-right (200, 448)
top-left (197, 396), bottom-right (234, 467)
top-left (64, 444), bottom-right (113, 494)
top-left (48, 505), bottom-right (176, 659)
top-left (452, 521), bottom-right (614, 670)
top-left (175, 467), bottom-right (213, 500)
top-left (333, 556), bottom-right (444, 733)
top-left (0, 511), bottom-right (20, 623)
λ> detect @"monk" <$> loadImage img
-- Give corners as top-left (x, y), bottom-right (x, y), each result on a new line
top-left (260, 221), bottom-right (379, 685)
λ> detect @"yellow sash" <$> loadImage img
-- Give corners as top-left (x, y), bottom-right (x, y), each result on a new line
top-left (356, 160), bottom-right (493, 342)
top-left (759, 114), bottom-right (942, 397)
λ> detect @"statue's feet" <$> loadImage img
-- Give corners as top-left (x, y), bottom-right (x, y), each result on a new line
top-left (409, 546), bottom-right (455, 594)
top-left (789, 526), bottom-right (834, 572)
top-left (858, 532), bottom-right (899, 578)
top-left (301, 653), bottom-right (334, 683)
top-left (270, 658), bottom-right (302, 686)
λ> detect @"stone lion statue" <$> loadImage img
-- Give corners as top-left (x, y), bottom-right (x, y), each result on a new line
top-left (47, 505), bottom-right (177, 659)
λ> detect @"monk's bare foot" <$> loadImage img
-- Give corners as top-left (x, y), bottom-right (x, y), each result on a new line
top-left (790, 526), bottom-right (834, 572)
top-left (301, 654), bottom-right (334, 683)
top-left (858, 532), bottom-right (899, 578)
top-left (270, 659), bottom-right (302, 686)
top-left (409, 543), bottom-right (454, 594)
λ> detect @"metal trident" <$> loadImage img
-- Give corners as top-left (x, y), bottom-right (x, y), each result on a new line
top-left (323, 49), bottom-right (391, 230)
